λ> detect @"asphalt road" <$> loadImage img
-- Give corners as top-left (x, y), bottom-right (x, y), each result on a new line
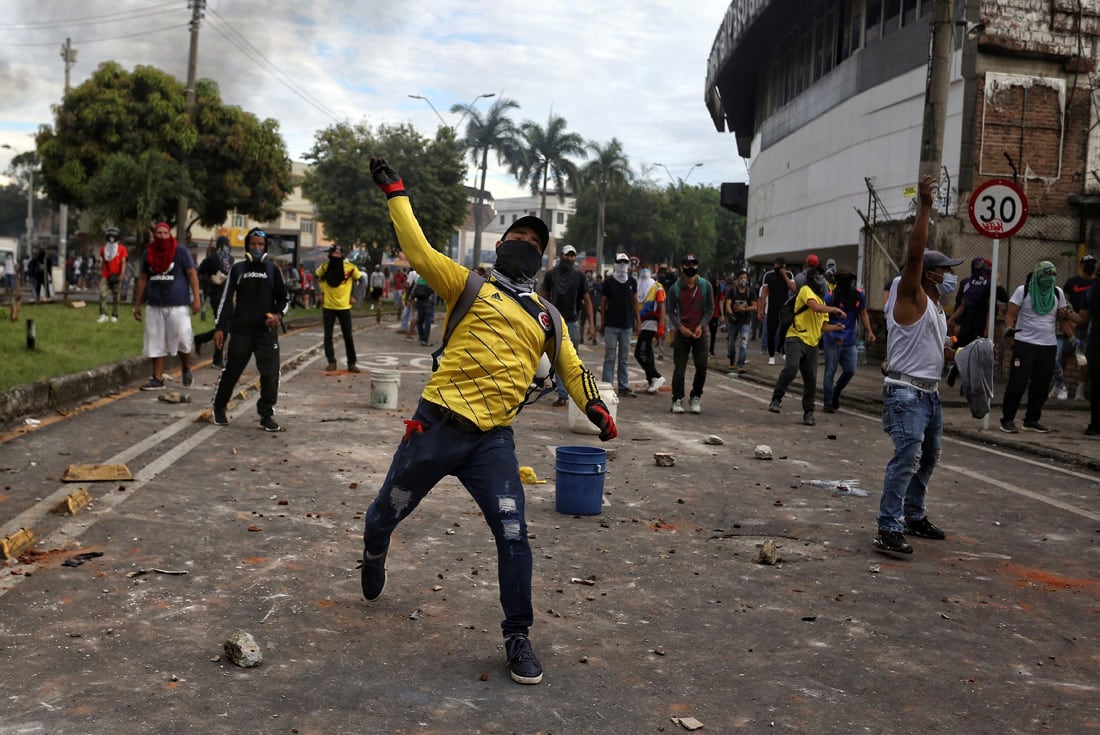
top-left (1, 317), bottom-right (1098, 734)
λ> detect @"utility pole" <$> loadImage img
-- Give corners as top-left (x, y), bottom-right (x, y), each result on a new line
top-left (59, 37), bottom-right (76, 305)
top-left (918, 0), bottom-right (955, 179)
top-left (176, 0), bottom-right (205, 245)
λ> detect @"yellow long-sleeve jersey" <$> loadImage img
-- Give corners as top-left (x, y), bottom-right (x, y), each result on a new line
top-left (387, 193), bottom-right (601, 430)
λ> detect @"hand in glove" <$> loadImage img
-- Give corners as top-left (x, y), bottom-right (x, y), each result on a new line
top-left (585, 399), bottom-right (618, 442)
top-left (369, 157), bottom-right (405, 196)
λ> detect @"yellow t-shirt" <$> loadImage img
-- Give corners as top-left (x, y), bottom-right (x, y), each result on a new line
top-left (387, 195), bottom-right (601, 430)
top-left (315, 261), bottom-right (362, 310)
top-left (788, 284), bottom-right (828, 347)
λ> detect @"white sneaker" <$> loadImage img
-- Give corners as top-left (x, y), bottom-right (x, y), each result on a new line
top-left (689, 396), bottom-right (701, 414)
top-left (1056, 386), bottom-right (1068, 401)
top-left (768, 356), bottom-right (776, 365)
top-left (97, 314), bottom-right (109, 323)
top-left (110, 316), bottom-right (118, 322)
top-left (647, 376), bottom-right (665, 394)
top-left (671, 398), bottom-right (685, 414)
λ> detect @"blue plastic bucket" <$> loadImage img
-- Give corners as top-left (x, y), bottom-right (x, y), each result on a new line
top-left (555, 446), bottom-right (606, 515)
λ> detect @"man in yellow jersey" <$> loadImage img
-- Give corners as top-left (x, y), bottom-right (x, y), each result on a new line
top-left (360, 157), bottom-right (616, 686)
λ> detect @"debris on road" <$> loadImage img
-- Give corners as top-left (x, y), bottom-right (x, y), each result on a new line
top-left (61, 551), bottom-right (104, 567)
top-left (703, 435), bottom-right (724, 445)
top-left (758, 539), bottom-right (780, 565)
top-left (61, 464), bottom-right (132, 482)
top-left (224, 630), bottom-right (263, 668)
top-left (754, 445), bottom-right (773, 460)
top-left (570, 576), bottom-right (596, 586)
top-left (654, 452), bottom-right (676, 467)
top-left (800, 479), bottom-right (869, 497)
top-left (127, 568), bottom-right (189, 578)
top-left (671, 716), bottom-right (705, 731)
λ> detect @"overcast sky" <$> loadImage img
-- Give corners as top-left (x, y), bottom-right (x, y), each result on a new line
top-left (0, 0), bottom-right (748, 200)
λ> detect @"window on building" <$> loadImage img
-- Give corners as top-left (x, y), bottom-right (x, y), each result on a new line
top-left (902, 0), bottom-right (918, 25)
top-left (865, 0), bottom-right (882, 43)
top-left (300, 219), bottom-right (314, 234)
top-left (500, 215), bottom-right (506, 225)
top-left (285, 212), bottom-right (297, 222)
top-left (513, 214), bottom-right (519, 223)
top-left (556, 212), bottom-right (565, 225)
top-left (232, 214), bottom-right (246, 228)
top-left (882, 0), bottom-right (901, 35)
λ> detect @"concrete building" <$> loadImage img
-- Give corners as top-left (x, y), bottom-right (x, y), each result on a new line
top-left (706, 0), bottom-right (1100, 304)
top-left (455, 192), bottom-right (576, 269)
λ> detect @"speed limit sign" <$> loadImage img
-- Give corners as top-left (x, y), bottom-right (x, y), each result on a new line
top-left (968, 179), bottom-right (1028, 239)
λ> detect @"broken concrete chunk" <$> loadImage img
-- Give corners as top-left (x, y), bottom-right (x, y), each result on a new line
top-left (671, 716), bottom-right (705, 731)
top-left (703, 435), bottom-right (724, 445)
top-left (758, 539), bottom-right (780, 565)
top-left (223, 630), bottom-right (262, 668)
top-left (753, 445), bottom-right (773, 460)
top-left (654, 452), bottom-right (676, 467)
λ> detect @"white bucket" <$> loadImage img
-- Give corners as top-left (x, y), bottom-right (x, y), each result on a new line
top-left (568, 381), bottom-right (619, 435)
top-left (370, 370), bottom-right (401, 410)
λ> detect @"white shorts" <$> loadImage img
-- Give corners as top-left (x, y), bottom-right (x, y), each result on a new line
top-left (142, 305), bottom-right (194, 358)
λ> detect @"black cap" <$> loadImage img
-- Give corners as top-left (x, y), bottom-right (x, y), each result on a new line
top-left (503, 216), bottom-right (549, 252)
top-left (923, 250), bottom-right (963, 269)
top-left (682, 254), bottom-right (699, 265)
top-left (1083, 254), bottom-right (1097, 263)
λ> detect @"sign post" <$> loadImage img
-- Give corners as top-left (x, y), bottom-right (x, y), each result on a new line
top-left (967, 179), bottom-right (1029, 430)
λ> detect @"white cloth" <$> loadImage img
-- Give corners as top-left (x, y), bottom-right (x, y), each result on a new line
top-left (886, 287), bottom-right (948, 381)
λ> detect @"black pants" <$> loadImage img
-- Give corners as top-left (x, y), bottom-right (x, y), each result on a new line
top-left (322, 308), bottom-right (357, 365)
top-left (1089, 339), bottom-right (1100, 429)
top-left (708, 316), bottom-right (720, 355)
top-left (212, 327), bottom-right (281, 418)
top-left (771, 337), bottom-right (818, 412)
top-left (672, 332), bottom-right (708, 400)
top-left (634, 330), bottom-right (661, 381)
top-left (766, 308), bottom-right (782, 357)
top-left (1001, 340), bottom-right (1055, 424)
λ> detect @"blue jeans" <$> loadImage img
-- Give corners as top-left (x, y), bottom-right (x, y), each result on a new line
top-left (878, 385), bottom-right (943, 533)
top-left (557, 320), bottom-right (581, 398)
top-left (416, 302), bottom-right (434, 343)
top-left (602, 326), bottom-right (632, 391)
top-left (726, 321), bottom-right (751, 367)
top-left (822, 339), bottom-right (857, 406)
top-left (362, 400), bottom-right (533, 637)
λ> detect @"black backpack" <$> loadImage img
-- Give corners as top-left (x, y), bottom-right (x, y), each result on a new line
top-left (775, 298), bottom-right (809, 343)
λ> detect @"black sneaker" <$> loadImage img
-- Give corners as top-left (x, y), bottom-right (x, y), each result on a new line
top-left (768, 399), bottom-right (781, 413)
top-left (999, 419), bottom-right (1018, 434)
top-left (260, 416), bottom-right (284, 432)
top-left (140, 376), bottom-right (166, 391)
top-left (823, 404), bottom-right (836, 414)
top-left (181, 370), bottom-right (193, 387)
top-left (211, 407), bottom-right (229, 426)
top-left (904, 516), bottom-right (947, 540)
top-left (361, 551), bottom-right (387, 602)
top-left (802, 411), bottom-right (815, 426)
top-left (552, 397), bottom-right (568, 408)
top-left (873, 530), bottom-right (913, 554)
top-left (1085, 425), bottom-right (1100, 436)
top-left (618, 388), bottom-right (637, 398)
top-left (504, 635), bottom-right (543, 685)
top-left (1022, 421), bottom-right (1050, 433)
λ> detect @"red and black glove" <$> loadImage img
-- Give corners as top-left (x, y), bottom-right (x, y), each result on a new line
top-left (369, 156), bottom-right (405, 197)
top-left (585, 399), bottom-right (618, 442)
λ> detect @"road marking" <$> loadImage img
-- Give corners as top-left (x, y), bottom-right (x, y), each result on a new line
top-left (940, 463), bottom-right (1100, 522)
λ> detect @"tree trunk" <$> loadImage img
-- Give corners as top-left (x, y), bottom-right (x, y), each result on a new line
top-left (595, 196), bottom-right (606, 276)
top-left (472, 147), bottom-right (489, 268)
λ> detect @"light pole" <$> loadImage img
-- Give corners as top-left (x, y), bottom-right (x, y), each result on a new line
top-left (2, 144), bottom-right (34, 264)
top-left (452, 92), bottom-right (495, 133)
top-left (654, 162), bottom-right (704, 184)
top-left (408, 94), bottom-right (448, 129)
top-left (409, 92), bottom-right (495, 134)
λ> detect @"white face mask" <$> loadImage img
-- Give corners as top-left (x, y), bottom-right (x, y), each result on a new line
top-left (935, 272), bottom-right (958, 296)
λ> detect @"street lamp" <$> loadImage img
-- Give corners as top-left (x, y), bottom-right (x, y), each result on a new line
top-left (2, 144), bottom-right (34, 264)
top-left (409, 92), bottom-right (495, 133)
top-left (654, 162), bottom-right (704, 184)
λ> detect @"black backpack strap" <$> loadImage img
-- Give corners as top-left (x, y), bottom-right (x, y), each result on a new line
top-left (431, 272), bottom-right (485, 372)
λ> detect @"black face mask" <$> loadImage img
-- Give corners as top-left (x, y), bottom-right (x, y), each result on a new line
top-left (681, 266), bottom-right (698, 278)
top-left (1084, 262), bottom-right (1097, 275)
top-left (495, 241), bottom-right (543, 280)
top-left (558, 258), bottom-right (575, 271)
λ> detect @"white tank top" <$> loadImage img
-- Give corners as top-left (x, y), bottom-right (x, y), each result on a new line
top-left (885, 283), bottom-right (947, 381)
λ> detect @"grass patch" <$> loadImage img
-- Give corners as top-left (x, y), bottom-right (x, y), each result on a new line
top-left (0, 299), bottom-right (394, 392)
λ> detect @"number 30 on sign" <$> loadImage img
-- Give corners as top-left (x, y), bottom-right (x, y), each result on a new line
top-left (968, 179), bottom-right (1028, 239)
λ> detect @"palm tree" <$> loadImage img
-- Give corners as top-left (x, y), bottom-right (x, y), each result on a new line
top-left (452, 97), bottom-right (523, 267)
top-left (580, 138), bottom-right (632, 271)
top-left (513, 114), bottom-right (586, 236)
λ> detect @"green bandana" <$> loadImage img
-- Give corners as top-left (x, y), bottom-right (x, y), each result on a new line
top-left (1030, 261), bottom-right (1056, 316)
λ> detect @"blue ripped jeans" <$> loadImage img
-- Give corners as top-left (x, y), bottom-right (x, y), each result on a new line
top-left (878, 384), bottom-right (943, 533)
top-left (362, 399), bottom-right (533, 637)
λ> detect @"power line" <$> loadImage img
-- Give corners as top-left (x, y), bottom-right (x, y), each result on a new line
top-left (205, 9), bottom-right (342, 123)
top-left (0, 3), bottom-right (180, 31)
top-left (0, 22), bottom-right (189, 47)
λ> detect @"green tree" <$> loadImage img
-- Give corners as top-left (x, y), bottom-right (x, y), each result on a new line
top-left (2, 151), bottom-right (43, 243)
top-left (579, 138), bottom-right (632, 271)
top-left (35, 62), bottom-right (292, 237)
top-left (303, 121), bottom-right (466, 265)
top-left (452, 97), bottom-right (523, 267)
top-left (513, 114), bottom-right (586, 228)
top-left (0, 184), bottom-right (28, 238)
top-left (84, 149), bottom-right (199, 236)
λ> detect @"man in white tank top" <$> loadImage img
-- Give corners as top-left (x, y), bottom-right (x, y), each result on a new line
top-left (875, 175), bottom-right (963, 555)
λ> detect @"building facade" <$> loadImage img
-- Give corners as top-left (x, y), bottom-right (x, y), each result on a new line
top-left (706, 0), bottom-right (1100, 304)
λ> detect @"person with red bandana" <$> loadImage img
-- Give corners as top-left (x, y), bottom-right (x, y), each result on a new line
top-left (132, 222), bottom-right (200, 390)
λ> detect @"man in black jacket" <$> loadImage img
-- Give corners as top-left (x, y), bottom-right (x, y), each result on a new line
top-left (210, 228), bottom-right (290, 431)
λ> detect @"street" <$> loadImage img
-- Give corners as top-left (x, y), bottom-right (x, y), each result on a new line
top-left (1, 317), bottom-right (1098, 734)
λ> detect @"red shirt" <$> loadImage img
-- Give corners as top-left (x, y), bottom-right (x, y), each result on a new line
top-left (677, 280), bottom-right (706, 331)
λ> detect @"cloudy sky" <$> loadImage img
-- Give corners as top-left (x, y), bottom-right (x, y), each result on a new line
top-left (0, 1), bottom-right (747, 199)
